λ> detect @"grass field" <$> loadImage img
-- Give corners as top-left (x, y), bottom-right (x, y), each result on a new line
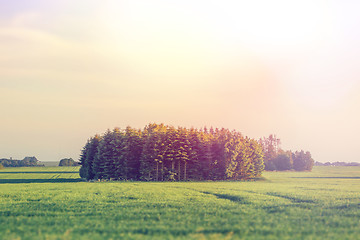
top-left (0, 166), bottom-right (359, 240)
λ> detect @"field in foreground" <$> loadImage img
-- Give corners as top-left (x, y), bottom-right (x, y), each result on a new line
top-left (0, 167), bottom-right (360, 240)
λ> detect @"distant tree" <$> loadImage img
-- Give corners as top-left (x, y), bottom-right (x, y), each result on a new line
top-left (293, 150), bottom-right (314, 171)
top-left (0, 157), bottom-right (43, 167)
top-left (259, 134), bottom-right (281, 170)
top-left (59, 158), bottom-right (77, 166)
top-left (21, 156), bottom-right (39, 166)
top-left (0, 163), bottom-right (4, 169)
top-left (304, 151), bottom-right (314, 170)
top-left (272, 154), bottom-right (292, 171)
top-left (315, 161), bottom-right (360, 166)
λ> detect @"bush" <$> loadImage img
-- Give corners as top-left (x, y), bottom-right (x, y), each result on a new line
top-left (0, 163), bottom-right (4, 169)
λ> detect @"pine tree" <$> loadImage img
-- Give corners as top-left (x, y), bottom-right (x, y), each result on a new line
top-left (79, 140), bottom-right (90, 179)
top-left (198, 131), bottom-right (214, 180)
top-left (177, 127), bottom-right (191, 181)
top-left (79, 135), bottom-right (101, 180)
top-left (140, 123), bottom-right (166, 181)
top-left (124, 126), bottom-right (143, 180)
top-left (111, 128), bottom-right (127, 180)
top-left (187, 127), bottom-right (201, 180)
top-left (93, 130), bottom-right (113, 180)
top-left (164, 126), bottom-right (177, 180)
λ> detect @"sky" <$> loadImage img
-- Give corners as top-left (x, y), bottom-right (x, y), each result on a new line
top-left (1, 0), bottom-right (360, 163)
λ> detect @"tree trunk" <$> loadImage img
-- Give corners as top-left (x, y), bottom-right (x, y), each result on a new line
top-left (156, 161), bottom-right (159, 181)
top-left (184, 161), bottom-right (187, 181)
top-left (178, 160), bottom-right (181, 181)
top-left (161, 162), bottom-right (164, 181)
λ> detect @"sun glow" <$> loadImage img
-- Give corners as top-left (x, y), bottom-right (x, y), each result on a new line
top-left (99, 1), bottom-right (335, 86)
top-left (1, 0), bottom-right (360, 163)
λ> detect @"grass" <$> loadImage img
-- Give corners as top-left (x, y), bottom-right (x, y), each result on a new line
top-left (0, 166), bottom-right (360, 239)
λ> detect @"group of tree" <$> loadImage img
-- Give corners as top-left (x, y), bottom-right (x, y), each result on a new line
top-left (0, 157), bottom-right (44, 167)
top-left (79, 123), bottom-right (265, 181)
top-left (59, 158), bottom-right (79, 166)
top-left (259, 134), bottom-right (314, 171)
top-left (315, 161), bottom-right (360, 167)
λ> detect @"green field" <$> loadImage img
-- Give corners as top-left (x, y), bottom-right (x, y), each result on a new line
top-left (0, 166), bottom-right (359, 240)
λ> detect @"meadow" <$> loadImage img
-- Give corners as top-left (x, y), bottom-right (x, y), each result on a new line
top-left (0, 166), bottom-right (359, 240)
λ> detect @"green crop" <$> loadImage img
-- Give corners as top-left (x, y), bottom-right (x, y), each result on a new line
top-left (0, 166), bottom-right (359, 239)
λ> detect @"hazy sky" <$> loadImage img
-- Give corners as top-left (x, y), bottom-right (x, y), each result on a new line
top-left (1, 0), bottom-right (360, 163)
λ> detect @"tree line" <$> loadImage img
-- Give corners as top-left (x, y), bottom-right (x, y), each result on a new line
top-left (0, 157), bottom-right (44, 167)
top-left (79, 123), bottom-right (265, 181)
top-left (259, 134), bottom-right (314, 171)
top-left (315, 161), bottom-right (360, 167)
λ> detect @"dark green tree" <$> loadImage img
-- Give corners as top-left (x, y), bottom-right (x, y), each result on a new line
top-left (79, 135), bottom-right (101, 180)
top-left (109, 128), bottom-right (127, 180)
top-left (21, 157), bottom-right (39, 166)
top-left (140, 123), bottom-right (166, 181)
top-left (93, 130), bottom-right (113, 179)
top-left (186, 128), bottom-right (201, 180)
top-left (59, 158), bottom-right (77, 166)
top-left (124, 126), bottom-right (143, 180)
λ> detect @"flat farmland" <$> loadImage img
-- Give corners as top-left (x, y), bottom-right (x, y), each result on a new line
top-left (0, 167), bottom-right (81, 184)
top-left (0, 166), bottom-right (359, 240)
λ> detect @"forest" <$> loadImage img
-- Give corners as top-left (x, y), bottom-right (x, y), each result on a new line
top-left (79, 123), bottom-right (314, 181)
top-left (79, 123), bottom-right (264, 181)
